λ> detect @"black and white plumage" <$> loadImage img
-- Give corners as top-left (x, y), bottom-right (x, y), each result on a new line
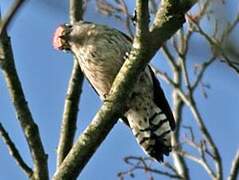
top-left (53, 21), bottom-right (175, 162)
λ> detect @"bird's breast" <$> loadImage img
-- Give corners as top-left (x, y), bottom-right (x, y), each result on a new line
top-left (75, 46), bottom-right (124, 99)
top-left (70, 29), bottom-right (131, 99)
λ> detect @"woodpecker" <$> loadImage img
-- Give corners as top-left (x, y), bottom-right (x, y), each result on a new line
top-left (53, 22), bottom-right (175, 162)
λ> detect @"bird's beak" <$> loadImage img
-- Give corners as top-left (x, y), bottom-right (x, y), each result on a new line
top-left (59, 34), bottom-right (68, 40)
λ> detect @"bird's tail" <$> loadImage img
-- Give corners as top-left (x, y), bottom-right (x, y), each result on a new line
top-left (126, 104), bottom-right (173, 162)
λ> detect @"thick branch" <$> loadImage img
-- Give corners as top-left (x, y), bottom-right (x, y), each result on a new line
top-left (150, 0), bottom-right (192, 50)
top-left (135, 0), bottom-right (149, 42)
top-left (69, 0), bottom-right (84, 24)
top-left (0, 31), bottom-right (48, 179)
top-left (53, 1), bottom-right (197, 179)
top-left (0, 122), bottom-right (33, 178)
top-left (56, 0), bottom-right (85, 168)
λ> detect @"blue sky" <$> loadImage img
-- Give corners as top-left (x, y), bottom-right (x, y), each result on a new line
top-left (0, 1), bottom-right (238, 180)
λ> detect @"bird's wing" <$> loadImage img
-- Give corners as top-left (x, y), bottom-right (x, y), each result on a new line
top-left (148, 65), bottom-right (176, 130)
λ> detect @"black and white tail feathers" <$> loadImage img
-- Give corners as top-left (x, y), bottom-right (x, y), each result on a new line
top-left (124, 66), bottom-right (175, 162)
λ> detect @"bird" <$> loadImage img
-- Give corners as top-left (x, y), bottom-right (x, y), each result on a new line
top-left (53, 21), bottom-right (175, 162)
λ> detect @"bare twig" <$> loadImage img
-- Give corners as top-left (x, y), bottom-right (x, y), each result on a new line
top-left (174, 17), bottom-right (223, 179)
top-left (0, 25), bottom-right (48, 180)
top-left (118, 156), bottom-right (181, 179)
top-left (163, 162), bottom-right (181, 176)
top-left (188, 98), bottom-right (222, 179)
top-left (56, 0), bottom-right (85, 168)
top-left (182, 125), bottom-right (195, 142)
top-left (161, 44), bottom-right (177, 70)
top-left (178, 150), bottom-right (216, 178)
top-left (191, 56), bottom-right (216, 91)
top-left (221, 14), bottom-right (239, 43)
top-left (171, 60), bottom-right (189, 179)
top-left (116, 0), bottom-right (134, 37)
top-left (187, 14), bottom-right (239, 74)
top-left (95, 0), bottom-right (135, 38)
top-left (0, 122), bottom-right (33, 178)
top-left (154, 69), bottom-right (191, 106)
top-left (177, 46), bottom-right (222, 179)
top-left (0, 0), bottom-right (26, 37)
top-left (228, 150), bottom-right (239, 180)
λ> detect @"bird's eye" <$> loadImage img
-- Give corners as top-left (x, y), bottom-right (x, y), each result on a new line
top-left (65, 24), bottom-right (73, 28)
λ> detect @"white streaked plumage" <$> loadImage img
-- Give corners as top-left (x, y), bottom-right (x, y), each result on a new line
top-left (53, 21), bottom-right (176, 162)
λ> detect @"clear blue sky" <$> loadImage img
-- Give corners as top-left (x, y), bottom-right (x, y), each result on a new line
top-left (0, 1), bottom-right (238, 180)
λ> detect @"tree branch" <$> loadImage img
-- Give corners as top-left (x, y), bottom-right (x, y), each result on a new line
top-left (0, 28), bottom-right (48, 179)
top-left (171, 68), bottom-right (189, 179)
top-left (56, 62), bottom-right (84, 167)
top-left (56, 0), bottom-right (85, 168)
top-left (118, 156), bottom-right (181, 179)
top-left (0, 0), bottom-right (26, 37)
top-left (228, 150), bottom-right (239, 180)
top-left (178, 150), bottom-right (216, 178)
top-left (188, 98), bottom-right (223, 179)
top-left (187, 14), bottom-right (239, 74)
top-left (53, 1), bottom-right (197, 179)
top-left (69, 0), bottom-right (84, 24)
top-left (161, 44), bottom-right (177, 70)
top-left (191, 56), bottom-right (216, 91)
top-left (134, 0), bottom-right (149, 42)
top-left (150, 0), bottom-right (192, 50)
top-left (0, 122), bottom-right (33, 178)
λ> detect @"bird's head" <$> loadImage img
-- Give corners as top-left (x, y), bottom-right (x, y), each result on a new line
top-left (53, 24), bottom-right (73, 52)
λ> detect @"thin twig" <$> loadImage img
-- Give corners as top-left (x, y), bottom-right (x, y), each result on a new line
top-left (0, 0), bottom-right (26, 37)
top-left (118, 0), bottom-right (134, 38)
top-left (119, 156), bottom-right (181, 179)
top-left (182, 125), bottom-right (195, 142)
top-left (187, 14), bottom-right (239, 74)
top-left (56, 0), bottom-right (85, 168)
top-left (161, 43), bottom-right (177, 70)
top-left (154, 69), bottom-right (191, 106)
top-left (188, 98), bottom-right (223, 179)
top-left (178, 52), bottom-right (222, 179)
top-left (171, 83), bottom-right (189, 179)
top-left (228, 150), bottom-right (239, 180)
top-left (221, 14), bottom-right (239, 43)
top-left (192, 56), bottom-right (216, 91)
top-left (178, 150), bottom-right (216, 178)
top-left (56, 62), bottom-right (84, 167)
top-left (0, 122), bottom-right (33, 178)
top-left (163, 162), bottom-right (180, 176)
